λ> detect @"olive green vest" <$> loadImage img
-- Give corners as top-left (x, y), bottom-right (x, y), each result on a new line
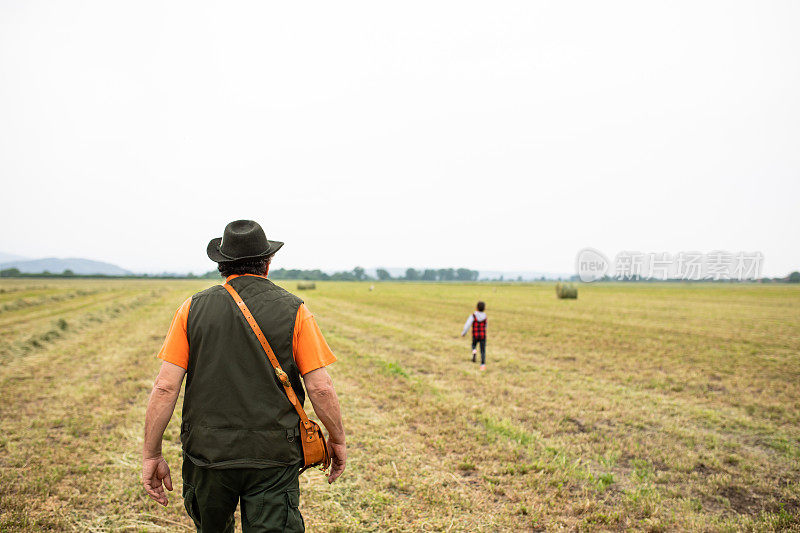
top-left (181, 275), bottom-right (304, 469)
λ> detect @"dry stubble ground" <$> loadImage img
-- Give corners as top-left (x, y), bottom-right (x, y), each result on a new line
top-left (0, 279), bottom-right (798, 531)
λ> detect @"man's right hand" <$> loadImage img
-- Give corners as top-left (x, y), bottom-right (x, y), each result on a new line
top-left (326, 439), bottom-right (346, 484)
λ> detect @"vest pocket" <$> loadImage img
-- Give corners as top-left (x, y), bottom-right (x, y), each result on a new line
top-left (183, 425), bottom-right (303, 467)
top-left (284, 489), bottom-right (304, 531)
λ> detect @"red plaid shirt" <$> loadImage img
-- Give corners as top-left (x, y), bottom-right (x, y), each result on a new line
top-left (471, 313), bottom-right (487, 340)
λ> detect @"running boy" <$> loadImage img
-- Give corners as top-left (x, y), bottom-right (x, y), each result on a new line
top-left (461, 301), bottom-right (487, 370)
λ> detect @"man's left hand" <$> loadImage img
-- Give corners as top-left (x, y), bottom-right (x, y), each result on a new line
top-left (142, 455), bottom-right (173, 506)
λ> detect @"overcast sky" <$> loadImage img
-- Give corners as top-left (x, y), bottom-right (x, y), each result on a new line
top-left (1, 1), bottom-right (798, 275)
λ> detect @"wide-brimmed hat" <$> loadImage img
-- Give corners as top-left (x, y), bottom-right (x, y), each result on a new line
top-left (206, 220), bottom-right (284, 263)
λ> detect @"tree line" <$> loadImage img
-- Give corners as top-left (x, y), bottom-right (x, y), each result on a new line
top-left (0, 268), bottom-right (204, 279)
top-left (0, 266), bottom-right (482, 281)
top-left (3, 267), bottom-right (798, 283)
top-left (244, 267), bottom-right (480, 282)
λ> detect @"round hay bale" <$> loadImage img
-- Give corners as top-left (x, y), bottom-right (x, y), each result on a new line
top-left (297, 282), bottom-right (316, 290)
top-left (556, 282), bottom-right (578, 299)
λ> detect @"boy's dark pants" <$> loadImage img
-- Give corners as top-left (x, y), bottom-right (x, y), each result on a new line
top-left (182, 457), bottom-right (304, 532)
top-left (471, 337), bottom-right (486, 364)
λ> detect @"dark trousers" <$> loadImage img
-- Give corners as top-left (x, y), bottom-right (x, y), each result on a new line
top-left (182, 457), bottom-right (304, 532)
top-left (471, 337), bottom-right (486, 364)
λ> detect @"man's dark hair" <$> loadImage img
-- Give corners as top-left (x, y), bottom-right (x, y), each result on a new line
top-left (477, 301), bottom-right (485, 312)
top-left (218, 255), bottom-right (273, 277)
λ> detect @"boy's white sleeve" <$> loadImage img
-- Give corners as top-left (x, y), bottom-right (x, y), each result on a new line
top-left (461, 314), bottom-right (474, 336)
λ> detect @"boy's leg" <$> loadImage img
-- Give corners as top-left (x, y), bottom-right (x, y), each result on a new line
top-left (480, 339), bottom-right (486, 365)
top-left (471, 338), bottom-right (478, 362)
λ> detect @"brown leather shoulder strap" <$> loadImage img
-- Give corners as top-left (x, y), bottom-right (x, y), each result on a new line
top-left (223, 283), bottom-right (314, 430)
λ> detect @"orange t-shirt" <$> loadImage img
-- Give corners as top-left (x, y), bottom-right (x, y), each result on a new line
top-left (157, 274), bottom-right (336, 375)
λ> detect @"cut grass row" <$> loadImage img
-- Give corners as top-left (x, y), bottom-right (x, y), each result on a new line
top-left (0, 280), bottom-right (798, 531)
top-left (304, 291), bottom-right (798, 530)
top-left (301, 282), bottom-right (800, 530)
top-left (0, 282), bottom-right (193, 531)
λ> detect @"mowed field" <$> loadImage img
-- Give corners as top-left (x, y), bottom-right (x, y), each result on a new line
top-left (1, 279), bottom-right (799, 532)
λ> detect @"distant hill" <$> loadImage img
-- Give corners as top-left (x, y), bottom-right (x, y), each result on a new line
top-left (0, 257), bottom-right (133, 276)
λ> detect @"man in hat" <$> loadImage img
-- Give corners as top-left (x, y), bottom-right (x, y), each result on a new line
top-left (142, 220), bottom-right (346, 532)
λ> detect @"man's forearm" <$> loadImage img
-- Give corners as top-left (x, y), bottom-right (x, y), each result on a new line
top-left (307, 386), bottom-right (345, 443)
top-left (143, 385), bottom-right (180, 458)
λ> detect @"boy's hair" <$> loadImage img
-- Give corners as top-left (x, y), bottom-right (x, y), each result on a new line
top-left (218, 255), bottom-right (273, 277)
top-left (476, 301), bottom-right (485, 312)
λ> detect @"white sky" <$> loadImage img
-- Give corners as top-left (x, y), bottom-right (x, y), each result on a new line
top-left (1, 1), bottom-right (798, 275)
